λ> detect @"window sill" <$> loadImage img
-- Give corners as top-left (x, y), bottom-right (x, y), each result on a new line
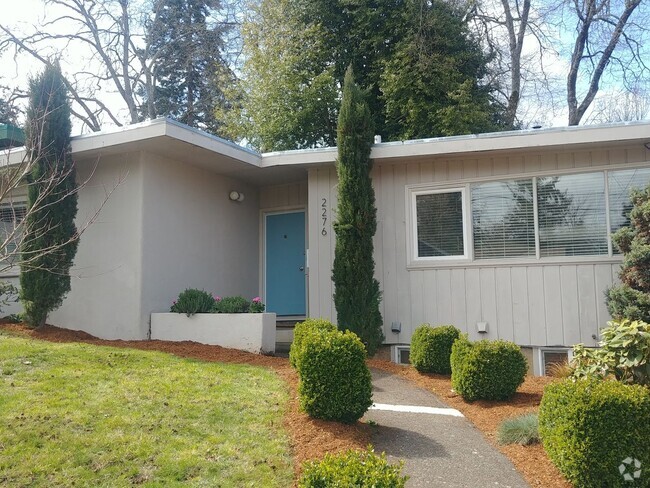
top-left (407, 255), bottom-right (623, 270)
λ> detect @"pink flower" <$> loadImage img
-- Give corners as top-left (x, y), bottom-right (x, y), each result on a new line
top-left (252, 296), bottom-right (261, 303)
top-left (213, 295), bottom-right (221, 301)
top-left (173, 300), bottom-right (177, 305)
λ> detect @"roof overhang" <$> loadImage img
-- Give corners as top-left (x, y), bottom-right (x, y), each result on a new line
top-left (262, 120), bottom-right (650, 167)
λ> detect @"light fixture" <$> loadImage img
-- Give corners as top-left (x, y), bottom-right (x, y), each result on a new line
top-left (229, 191), bottom-right (245, 202)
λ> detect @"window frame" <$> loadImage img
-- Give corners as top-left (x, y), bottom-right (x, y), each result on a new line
top-left (0, 199), bottom-right (28, 276)
top-left (409, 186), bottom-right (470, 263)
top-left (406, 162), bottom-right (650, 269)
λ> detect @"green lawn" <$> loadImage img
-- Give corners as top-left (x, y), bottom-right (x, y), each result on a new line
top-left (0, 332), bottom-right (293, 487)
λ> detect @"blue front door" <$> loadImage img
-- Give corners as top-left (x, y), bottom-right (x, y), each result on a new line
top-left (265, 211), bottom-right (306, 316)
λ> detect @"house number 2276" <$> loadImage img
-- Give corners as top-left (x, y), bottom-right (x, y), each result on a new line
top-left (321, 198), bottom-right (327, 236)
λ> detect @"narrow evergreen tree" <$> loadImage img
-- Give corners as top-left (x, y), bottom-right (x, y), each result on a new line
top-left (606, 185), bottom-right (650, 322)
top-left (332, 67), bottom-right (383, 356)
top-left (20, 64), bottom-right (78, 328)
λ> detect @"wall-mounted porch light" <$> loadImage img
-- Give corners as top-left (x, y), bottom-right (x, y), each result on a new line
top-left (229, 191), bottom-right (245, 202)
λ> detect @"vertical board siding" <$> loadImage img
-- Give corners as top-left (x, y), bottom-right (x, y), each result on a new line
top-left (306, 144), bottom-right (648, 348)
top-left (260, 181), bottom-right (308, 210)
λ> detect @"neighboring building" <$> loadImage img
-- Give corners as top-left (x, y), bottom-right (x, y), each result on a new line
top-left (2, 118), bottom-right (650, 373)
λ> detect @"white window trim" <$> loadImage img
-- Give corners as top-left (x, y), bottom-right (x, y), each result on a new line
top-left (406, 161), bottom-right (650, 269)
top-left (0, 199), bottom-right (28, 278)
top-left (408, 186), bottom-right (470, 263)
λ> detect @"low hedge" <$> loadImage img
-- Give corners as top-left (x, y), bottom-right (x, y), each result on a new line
top-left (170, 288), bottom-right (214, 315)
top-left (299, 448), bottom-right (408, 487)
top-left (410, 324), bottom-right (460, 374)
top-left (289, 318), bottom-right (338, 369)
top-left (539, 379), bottom-right (650, 487)
top-left (297, 328), bottom-right (372, 423)
top-left (450, 336), bottom-right (527, 401)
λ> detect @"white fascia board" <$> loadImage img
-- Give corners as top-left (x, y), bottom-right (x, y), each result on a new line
top-left (71, 118), bottom-right (262, 167)
top-left (259, 121), bottom-right (650, 167)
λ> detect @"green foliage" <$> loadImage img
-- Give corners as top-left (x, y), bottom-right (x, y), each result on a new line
top-left (410, 324), bottom-right (460, 374)
top-left (297, 327), bottom-right (372, 423)
top-left (608, 185), bottom-right (650, 322)
top-left (298, 448), bottom-right (408, 487)
top-left (497, 413), bottom-right (540, 446)
top-left (229, 0), bottom-right (508, 151)
top-left (332, 67), bottom-right (383, 357)
top-left (20, 64), bottom-right (78, 328)
top-left (289, 318), bottom-right (337, 369)
top-left (539, 379), bottom-right (650, 488)
top-left (144, 0), bottom-right (231, 133)
top-left (450, 336), bottom-right (527, 401)
top-left (249, 297), bottom-right (265, 313)
top-left (571, 319), bottom-right (650, 386)
top-left (380, 1), bottom-right (506, 140)
top-left (213, 295), bottom-right (250, 314)
top-left (170, 288), bottom-right (215, 315)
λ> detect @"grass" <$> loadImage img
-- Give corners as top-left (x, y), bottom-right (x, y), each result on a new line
top-left (0, 332), bottom-right (293, 486)
top-left (497, 413), bottom-right (540, 446)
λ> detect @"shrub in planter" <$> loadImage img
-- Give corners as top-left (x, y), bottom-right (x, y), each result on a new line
top-left (539, 379), bottom-right (650, 487)
top-left (450, 336), bottom-right (527, 401)
top-left (298, 328), bottom-right (372, 423)
top-left (289, 318), bottom-right (338, 369)
top-left (299, 448), bottom-right (408, 487)
top-left (170, 288), bottom-right (215, 316)
top-left (213, 295), bottom-right (250, 313)
top-left (410, 324), bottom-right (460, 374)
top-left (249, 296), bottom-right (265, 313)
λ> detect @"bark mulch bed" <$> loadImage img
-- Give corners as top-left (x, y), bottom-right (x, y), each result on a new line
top-left (368, 358), bottom-right (571, 488)
top-left (0, 323), bottom-right (370, 481)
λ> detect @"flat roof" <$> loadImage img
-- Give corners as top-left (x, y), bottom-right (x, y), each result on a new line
top-left (2, 118), bottom-right (649, 181)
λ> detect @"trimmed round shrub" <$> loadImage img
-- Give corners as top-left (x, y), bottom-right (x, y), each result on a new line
top-left (450, 337), bottom-right (527, 401)
top-left (410, 324), bottom-right (460, 374)
top-left (299, 448), bottom-right (408, 487)
top-left (212, 295), bottom-right (250, 313)
top-left (289, 318), bottom-right (338, 369)
top-left (539, 379), bottom-right (650, 487)
top-left (170, 288), bottom-right (215, 315)
top-left (298, 328), bottom-right (372, 423)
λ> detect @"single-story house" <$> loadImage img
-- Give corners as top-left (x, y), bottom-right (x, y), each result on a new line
top-left (2, 118), bottom-right (650, 374)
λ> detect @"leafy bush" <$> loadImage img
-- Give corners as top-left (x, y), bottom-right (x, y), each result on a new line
top-left (213, 295), bottom-right (250, 314)
top-left (298, 448), bottom-right (408, 488)
top-left (170, 288), bottom-right (215, 316)
top-left (607, 184), bottom-right (650, 323)
top-left (249, 296), bottom-right (265, 313)
top-left (297, 328), bottom-right (372, 423)
top-left (450, 336), bottom-right (527, 401)
top-left (289, 318), bottom-right (338, 369)
top-left (497, 413), bottom-right (539, 445)
top-left (410, 324), bottom-right (460, 374)
top-left (539, 379), bottom-right (650, 487)
top-left (571, 319), bottom-right (650, 386)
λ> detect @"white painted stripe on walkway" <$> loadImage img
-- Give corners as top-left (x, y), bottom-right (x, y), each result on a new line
top-left (370, 403), bottom-right (464, 417)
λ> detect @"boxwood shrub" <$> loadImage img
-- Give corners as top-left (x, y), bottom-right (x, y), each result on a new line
top-left (450, 336), bottom-right (527, 401)
top-left (539, 379), bottom-right (650, 487)
top-left (299, 448), bottom-right (408, 487)
top-left (297, 328), bottom-right (372, 423)
top-left (410, 324), bottom-right (460, 374)
top-left (289, 318), bottom-right (338, 369)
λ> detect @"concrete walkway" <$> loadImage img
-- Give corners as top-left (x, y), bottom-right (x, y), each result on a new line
top-left (364, 368), bottom-right (529, 488)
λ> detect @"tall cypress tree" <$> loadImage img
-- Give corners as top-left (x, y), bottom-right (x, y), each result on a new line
top-left (332, 67), bottom-right (383, 356)
top-left (20, 64), bottom-right (78, 328)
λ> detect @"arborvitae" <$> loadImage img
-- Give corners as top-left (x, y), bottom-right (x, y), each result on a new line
top-left (606, 185), bottom-right (650, 322)
top-left (332, 66), bottom-right (383, 356)
top-left (20, 64), bottom-right (78, 328)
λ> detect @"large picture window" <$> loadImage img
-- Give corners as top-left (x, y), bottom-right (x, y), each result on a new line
top-left (415, 190), bottom-right (465, 258)
top-left (410, 165), bottom-right (650, 264)
top-left (472, 179), bottom-right (535, 259)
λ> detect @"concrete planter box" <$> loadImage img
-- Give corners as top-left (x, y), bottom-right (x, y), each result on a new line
top-left (150, 312), bottom-right (276, 354)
